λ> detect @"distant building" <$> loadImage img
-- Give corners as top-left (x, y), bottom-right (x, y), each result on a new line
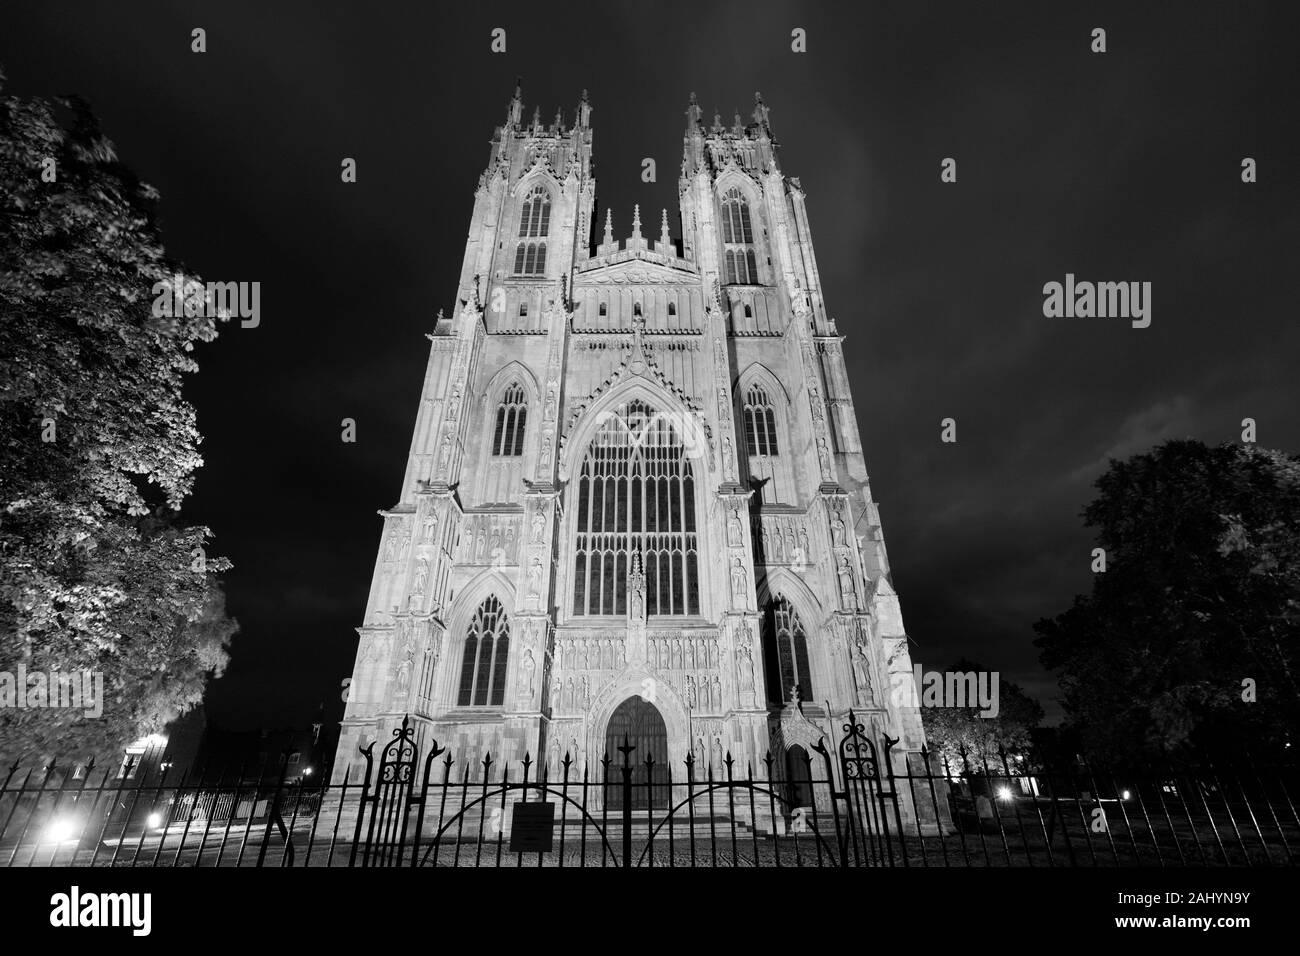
top-left (114, 705), bottom-right (206, 783)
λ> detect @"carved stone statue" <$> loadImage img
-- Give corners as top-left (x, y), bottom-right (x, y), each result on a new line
top-left (838, 555), bottom-right (857, 609)
top-left (438, 431), bottom-right (453, 470)
top-left (394, 652), bottom-right (414, 693)
top-left (817, 436), bottom-right (832, 472)
top-left (518, 648), bottom-right (536, 698)
top-left (730, 556), bottom-right (748, 607)
top-left (738, 645), bottom-right (755, 693)
top-left (422, 510), bottom-right (439, 543)
top-left (851, 639), bottom-right (872, 704)
top-left (531, 509), bottom-right (546, 544)
top-left (628, 552), bottom-right (646, 624)
top-left (727, 507), bottom-right (743, 546)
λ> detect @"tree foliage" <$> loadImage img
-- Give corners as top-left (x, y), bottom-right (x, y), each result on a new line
top-left (1034, 440), bottom-right (1300, 763)
top-left (921, 659), bottom-right (1045, 772)
top-left (0, 68), bottom-right (235, 766)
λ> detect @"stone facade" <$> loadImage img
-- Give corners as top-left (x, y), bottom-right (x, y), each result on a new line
top-left (333, 87), bottom-right (928, 803)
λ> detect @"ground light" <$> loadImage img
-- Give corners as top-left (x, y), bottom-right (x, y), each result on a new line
top-left (44, 818), bottom-right (76, 843)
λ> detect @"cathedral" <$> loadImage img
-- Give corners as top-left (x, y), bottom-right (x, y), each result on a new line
top-left (333, 86), bottom-right (928, 807)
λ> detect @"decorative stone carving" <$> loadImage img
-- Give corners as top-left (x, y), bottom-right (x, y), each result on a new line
top-left (838, 554), bottom-right (857, 609)
top-left (851, 638), bottom-right (872, 706)
top-left (527, 557), bottom-right (544, 606)
top-left (816, 436), bottom-right (832, 474)
top-left (730, 556), bottom-right (749, 608)
top-left (831, 512), bottom-right (846, 548)
top-left (518, 648), bottom-right (536, 699)
top-left (394, 650), bottom-right (414, 693)
top-left (736, 625), bottom-right (756, 705)
top-left (727, 506), bottom-right (743, 546)
top-left (628, 552), bottom-right (646, 625)
top-left (437, 430), bottom-right (454, 472)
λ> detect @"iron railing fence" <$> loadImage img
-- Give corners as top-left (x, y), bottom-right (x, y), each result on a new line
top-left (1, 713), bottom-right (1295, 867)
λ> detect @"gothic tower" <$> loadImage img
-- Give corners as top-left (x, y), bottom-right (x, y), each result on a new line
top-left (333, 87), bottom-right (927, 806)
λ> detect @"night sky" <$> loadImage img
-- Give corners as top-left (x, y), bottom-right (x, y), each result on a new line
top-left (3, 2), bottom-right (1296, 732)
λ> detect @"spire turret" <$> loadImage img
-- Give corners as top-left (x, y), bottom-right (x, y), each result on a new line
top-left (595, 207), bottom-right (619, 256)
top-left (507, 78), bottom-right (523, 127)
top-left (752, 91), bottom-right (771, 134)
top-left (576, 89), bottom-right (591, 129)
top-left (627, 203), bottom-right (648, 252)
top-left (654, 207), bottom-right (674, 258)
top-left (685, 92), bottom-right (702, 130)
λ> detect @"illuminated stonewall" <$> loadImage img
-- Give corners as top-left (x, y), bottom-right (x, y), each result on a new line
top-left (333, 87), bottom-right (928, 822)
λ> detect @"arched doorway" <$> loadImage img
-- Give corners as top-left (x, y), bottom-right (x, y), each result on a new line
top-left (605, 696), bottom-right (670, 809)
top-left (785, 744), bottom-right (813, 809)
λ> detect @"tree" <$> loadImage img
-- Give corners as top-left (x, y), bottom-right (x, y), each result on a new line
top-left (0, 68), bottom-right (236, 767)
top-left (1034, 440), bottom-right (1300, 764)
top-left (921, 658), bottom-right (1044, 774)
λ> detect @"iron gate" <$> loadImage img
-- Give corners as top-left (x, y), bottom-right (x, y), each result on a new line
top-left (346, 712), bottom-right (904, 867)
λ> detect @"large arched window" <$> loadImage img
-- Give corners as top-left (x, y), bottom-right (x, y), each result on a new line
top-left (572, 401), bottom-right (700, 616)
top-left (762, 597), bottom-right (812, 705)
top-left (721, 188), bottom-right (758, 285)
top-left (514, 185), bottom-right (550, 275)
top-left (742, 385), bottom-right (779, 457)
top-left (457, 596), bottom-right (510, 706)
top-left (492, 383), bottom-right (527, 456)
